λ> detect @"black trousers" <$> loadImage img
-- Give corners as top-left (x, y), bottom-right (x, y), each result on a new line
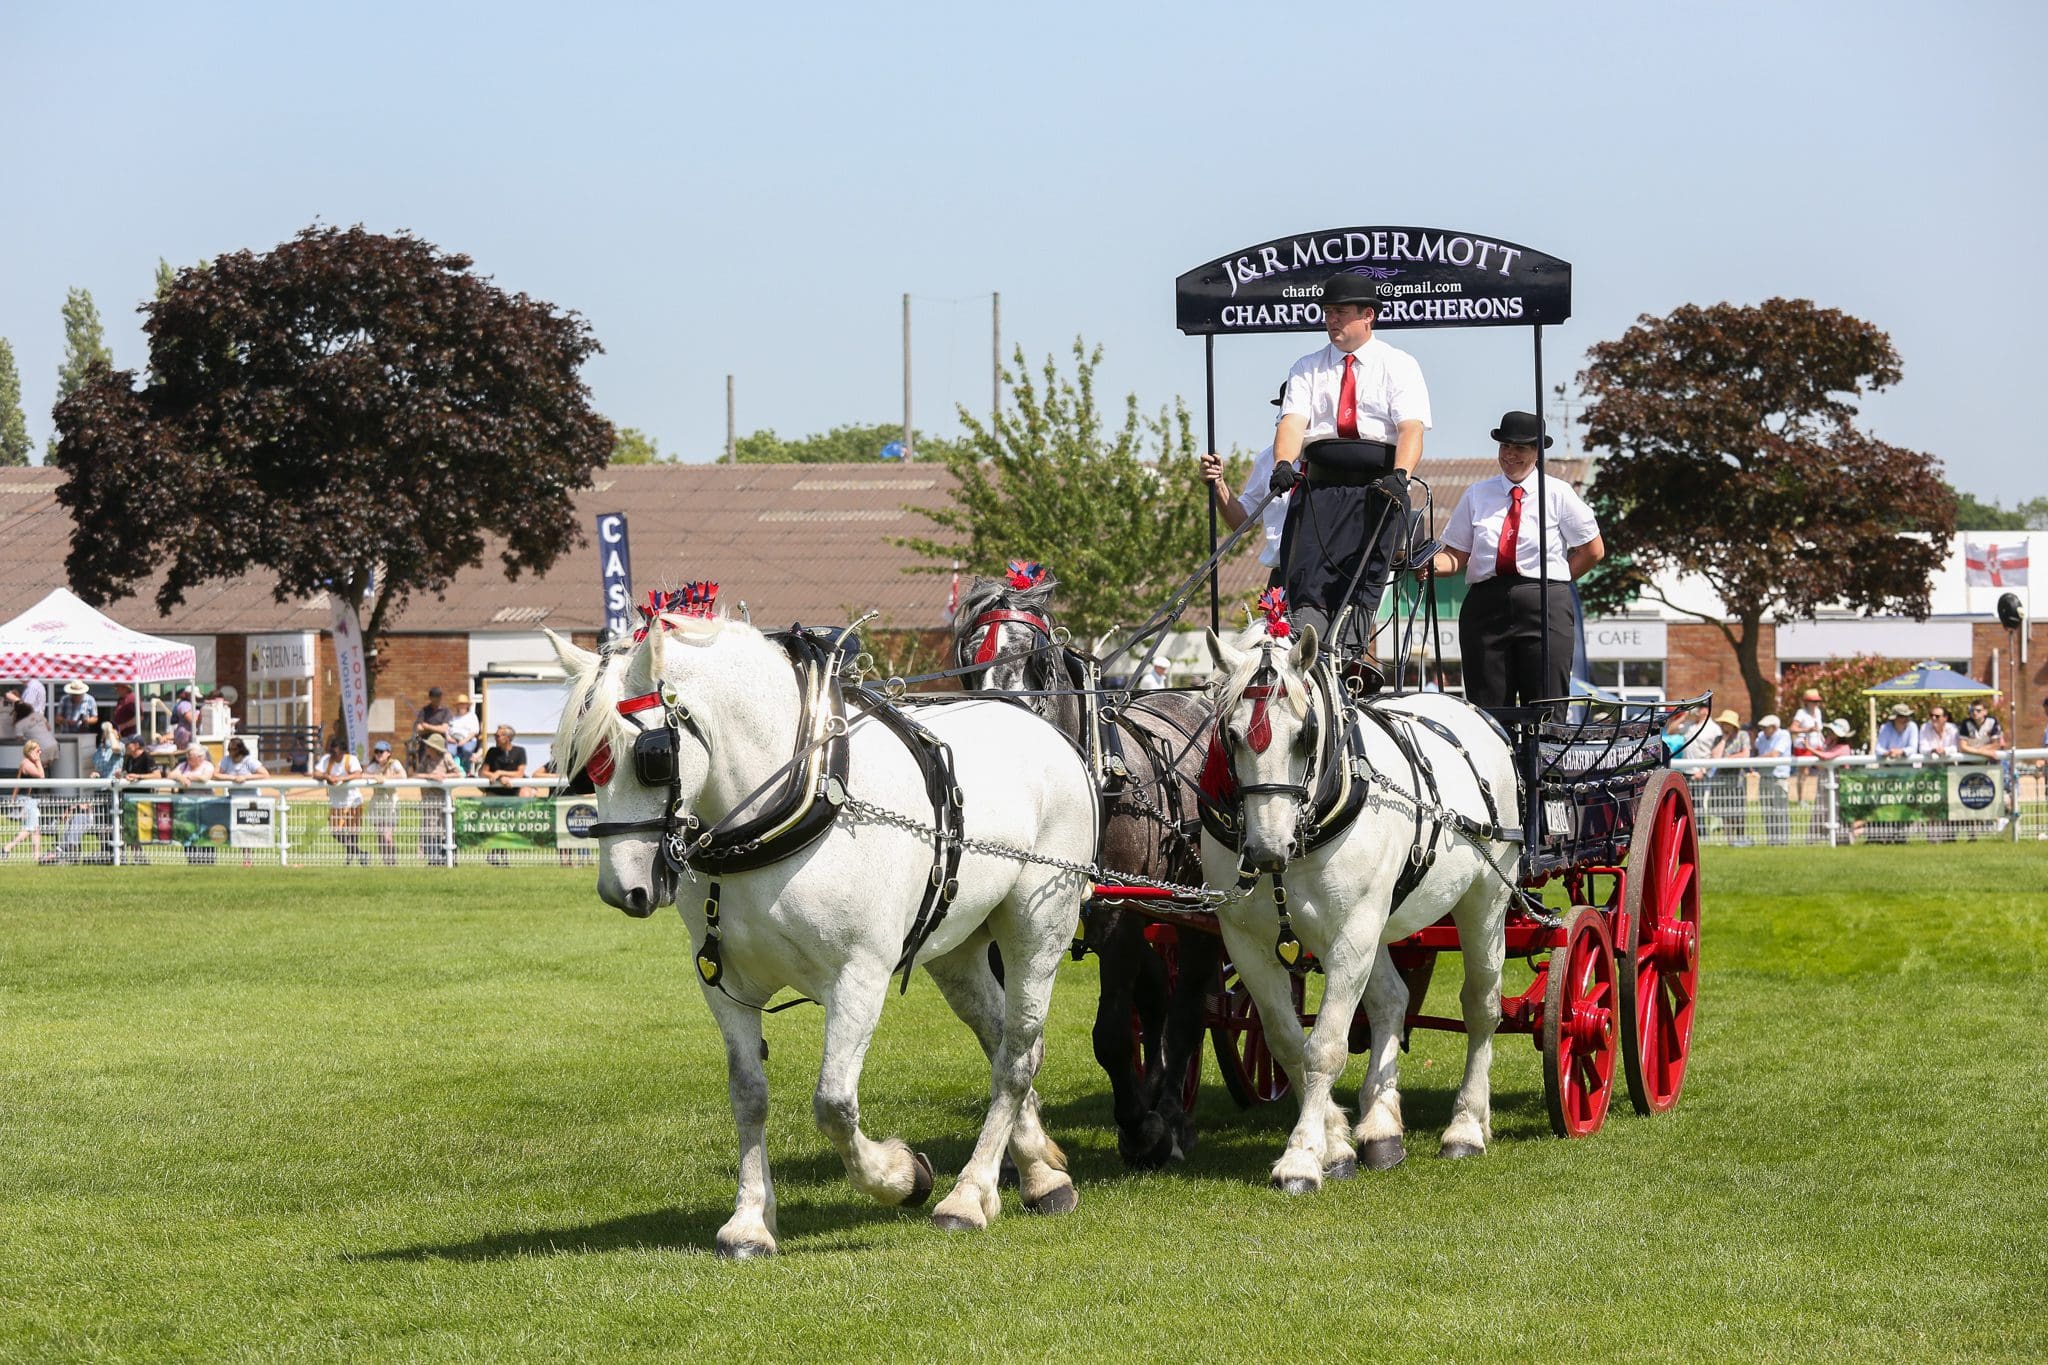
top-left (1277, 472), bottom-right (1407, 653)
top-left (1460, 575), bottom-right (1575, 709)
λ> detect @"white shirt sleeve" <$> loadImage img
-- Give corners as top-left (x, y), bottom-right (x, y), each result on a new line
top-left (1278, 357), bottom-right (1316, 425)
top-left (1237, 446), bottom-right (1276, 519)
top-left (1384, 348), bottom-right (1432, 430)
top-left (1555, 482), bottom-right (1599, 548)
top-left (1442, 485), bottom-right (1479, 555)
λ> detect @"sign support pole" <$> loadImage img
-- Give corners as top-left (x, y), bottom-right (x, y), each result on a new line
top-left (1206, 334), bottom-right (1220, 634)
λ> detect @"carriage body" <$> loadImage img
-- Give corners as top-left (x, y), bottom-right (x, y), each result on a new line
top-left (1102, 696), bottom-right (1703, 1137)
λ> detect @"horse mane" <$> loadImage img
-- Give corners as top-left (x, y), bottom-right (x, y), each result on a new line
top-left (554, 642), bottom-right (635, 780)
top-left (1214, 622), bottom-right (1310, 720)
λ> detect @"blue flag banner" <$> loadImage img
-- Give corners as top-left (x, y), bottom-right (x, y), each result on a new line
top-left (596, 513), bottom-right (633, 643)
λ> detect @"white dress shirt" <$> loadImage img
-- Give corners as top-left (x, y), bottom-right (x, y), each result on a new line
top-left (1443, 473), bottom-right (1600, 584)
top-left (1917, 720), bottom-right (1958, 756)
top-left (1280, 339), bottom-right (1431, 445)
top-left (1234, 445), bottom-right (1292, 568)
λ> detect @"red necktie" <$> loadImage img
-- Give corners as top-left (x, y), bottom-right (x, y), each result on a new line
top-left (1494, 485), bottom-right (1524, 577)
top-left (1336, 353), bottom-right (1358, 439)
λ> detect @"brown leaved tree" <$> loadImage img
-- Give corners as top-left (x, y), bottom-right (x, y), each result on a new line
top-left (1577, 298), bottom-right (1954, 719)
top-left (51, 225), bottom-right (613, 698)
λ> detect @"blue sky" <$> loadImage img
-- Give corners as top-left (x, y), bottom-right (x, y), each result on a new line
top-left (4, 1), bottom-right (2041, 501)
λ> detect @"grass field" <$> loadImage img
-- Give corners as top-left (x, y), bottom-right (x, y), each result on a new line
top-left (3, 846), bottom-right (2044, 1362)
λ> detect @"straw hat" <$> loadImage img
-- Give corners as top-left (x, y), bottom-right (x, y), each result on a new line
top-left (63, 681), bottom-right (89, 696)
top-left (1715, 709), bottom-right (1739, 727)
top-left (423, 733), bottom-right (447, 752)
top-left (1889, 702), bottom-right (1913, 718)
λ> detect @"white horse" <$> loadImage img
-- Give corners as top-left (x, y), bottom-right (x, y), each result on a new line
top-left (1201, 617), bottom-right (1520, 1193)
top-left (547, 606), bottom-right (1098, 1255)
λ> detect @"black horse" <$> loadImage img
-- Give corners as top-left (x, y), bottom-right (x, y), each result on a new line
top-left (954, 564), bottom-right (1222, 1168)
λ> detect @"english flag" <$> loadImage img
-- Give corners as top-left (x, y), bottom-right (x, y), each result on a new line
top-left (1965, 540), bottom-right (2029, 587)
top-left (945, 562), bottom-right (960, 624)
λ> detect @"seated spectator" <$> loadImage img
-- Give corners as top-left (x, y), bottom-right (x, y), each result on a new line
top-left (57, 681), bottom-right (99, 732)
top-left (1812, 717), bottom-right (1857, 761)
top-left (447, 693), bottom-right (481, 770)
top-left (479, 726), bottom-right (527, 797)
top-left (120, 736), bottom-right (158, 782)
top-left (170, 743), bottom-right (217, 789)
top-left (1918, 706), bottom-right (1959, 757)
top-left (413, 688), bottom-right (452, 765)
top-left (216, 737), bottom-right (268, 783)
top-left (1957, 700), bottom-right (2005, 759)
top-left (111, 683), bottom-right (138, 738)
top-left (5, 738), bottom-right (45, 861)
top-left (1875, 703), bottom-right (1918, 759)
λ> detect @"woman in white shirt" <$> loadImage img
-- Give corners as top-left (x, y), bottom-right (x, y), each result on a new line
top-left (1430, 411), bottom-right (1605, 709)
top-left (313, 734), bottom-right (367, 866)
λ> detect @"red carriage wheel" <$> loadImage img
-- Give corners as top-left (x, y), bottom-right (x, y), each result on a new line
top-left (1127, 924), bottom-right (1202, 1115)
top-left (1210, 956), bottom-right (1301, 1108)
top-left (1541, 908), bottom-right (1619, 1138)
top-left (1618, 770), bottom-right (1702, 1116)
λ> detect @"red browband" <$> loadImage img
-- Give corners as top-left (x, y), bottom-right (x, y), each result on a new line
top-left (970, 609), bottom-right (1050, 666)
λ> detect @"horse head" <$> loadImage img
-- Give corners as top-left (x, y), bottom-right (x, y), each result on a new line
top-left (1207, 592), bottom-right (1322, 874)
top-left (548, 585), bottom-right (733, 916)
top-left (954, 560), bottom-right (1061, 698)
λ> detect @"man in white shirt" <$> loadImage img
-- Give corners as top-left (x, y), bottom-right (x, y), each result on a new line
top-left (1430, 411), bottom-right (1604, 709)
top-left (1268, 273), bottom-right (1431, 683)
top-left (1200, 387), bottom-right (1292, 585)
top-left (1875, 703), bottom-right (1918, 760)
top-left (1752, 714), bottom-right (1793, 845)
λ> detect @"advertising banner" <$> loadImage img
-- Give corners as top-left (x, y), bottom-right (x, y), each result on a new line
top-left (231, 796), bottom-right (277, 848)
top-left (1837, 765), bottom-right (2005, 823)
top-left (328, 597), bottom-right (371, 761)
top-left (125, 793), bottom-right (233, 846)
top-left (1176, 226), bottom-right (1571, 336)
top-left (596, 512), bottom-right (633, 643)
top-left (455, 796), bottom-right (557, 851)
top-left (556, 796), bottom-right (599, 849)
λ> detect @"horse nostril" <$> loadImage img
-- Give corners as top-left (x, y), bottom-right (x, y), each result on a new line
top-left (623, 885), bottom-right (650, 915)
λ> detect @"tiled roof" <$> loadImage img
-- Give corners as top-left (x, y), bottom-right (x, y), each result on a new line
top-left (0, 458), bottom-right (1587, 635)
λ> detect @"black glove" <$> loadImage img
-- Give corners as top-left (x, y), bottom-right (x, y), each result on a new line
top-left (1268, 462), bottom-right (1299, 497)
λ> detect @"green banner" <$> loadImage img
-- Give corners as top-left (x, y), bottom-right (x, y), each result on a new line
top-left (1837, 765), bottom-right (2005, 823)
top-left (454, 797), bottom-right (559, 851)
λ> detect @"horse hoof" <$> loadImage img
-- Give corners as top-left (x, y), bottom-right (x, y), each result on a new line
top-left (1322, 1155), bottom-right (1359, 1182)
top-left (932, 1213), bottom-right (982, 1234)
top-left (716, 1236), bottom-right (777, 1260)
top-left (1271, 1175), bottom-right (1320, 1197)
top-left (1359, 1136), bottom-right (1407, 1171)
top-left (1438, 1140), bottom-right (1486, 1161)
top-left (903, 1151), bottom-right (935, 1208)
top-left (1024, 1182), bottom-right (1080, 1216)
top-left (1119, 1117), bottom-right (1175, 1171)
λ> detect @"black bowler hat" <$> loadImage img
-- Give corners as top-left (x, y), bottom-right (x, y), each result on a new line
top-left (1490, 411), bottom-right (1553, 449)
top-left (1320, 273), bottom-right (1381, 310)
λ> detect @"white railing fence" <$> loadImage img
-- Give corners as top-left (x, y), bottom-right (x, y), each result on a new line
top-left (3, 754), bottom-right (2044, 868)
top-left (1671, 749), bottom-right (2047, 847)
top-left (0, 777), bottom-right (599, 869)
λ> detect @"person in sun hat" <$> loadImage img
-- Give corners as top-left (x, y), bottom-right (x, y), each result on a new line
top-left (1875, 702), bottom-right (1918, 760)
top-left (365, 740), bottom-right (408, 866)
top-left (1813, 716), bottom-right (1857, 761)
top-left (57, 681), bottom-right (98, 732)
top-left (447, 692), bottom-right (481, 771)
top-left (1707, 708), bottom-right (1751, 841)
top-left (1267, 272), bottom-right (1433, 688)
top-left (1789, 685), bottom-right (1826, 801)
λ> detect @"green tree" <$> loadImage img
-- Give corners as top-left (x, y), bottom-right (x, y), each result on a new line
top-left (1578, 298), bottom-right (1953, 721)
top-left (611, 426), bottom-right (661, 464)
top-left (52, 224), bottom-right (612, 701)
top-left (897, 340), bottom-right (1207, 640)
top-left (1947, 484), bottom-right (2048, 530)
top-left (0, 339), bottom-right (30, 466)
top-left (734, 421), bottom-right (957, 463)
top-left (56, 287), bottom-right (113, 404)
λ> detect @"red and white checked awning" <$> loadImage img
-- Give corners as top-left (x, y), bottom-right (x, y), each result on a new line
top-left (0, 588), bottom-right (197, 684)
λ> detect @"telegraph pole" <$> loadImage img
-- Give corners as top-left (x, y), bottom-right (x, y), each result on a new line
top-left (724, 374), bottom-right (735, 463)
top-left (992, 291), bottom-right (1002, 423)
top-left (902, 293), bottom-right (913, 462)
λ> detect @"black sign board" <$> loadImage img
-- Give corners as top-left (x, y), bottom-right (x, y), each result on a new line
top-left (596, 512), bottom-right (633, 642)
top-left (1176, 226), bottom-right (1571, 335)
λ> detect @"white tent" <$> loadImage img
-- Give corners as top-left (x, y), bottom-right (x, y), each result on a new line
top-left (0, 587), bottom-right (197, 684)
